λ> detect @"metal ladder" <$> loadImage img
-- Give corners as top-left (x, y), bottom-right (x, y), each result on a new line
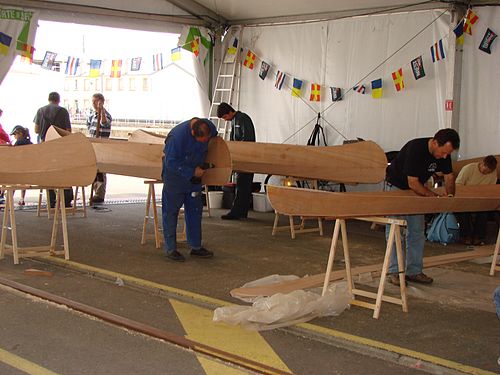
top-left (208, 26), bottom-right (243, 140)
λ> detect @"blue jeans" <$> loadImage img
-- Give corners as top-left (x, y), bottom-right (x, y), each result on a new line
top-left (162, 187), bottom-right (203, 254)
top-left (494, 287), bottom-right (500, 319)
top-left (385, 185), bottom-right (425, 276)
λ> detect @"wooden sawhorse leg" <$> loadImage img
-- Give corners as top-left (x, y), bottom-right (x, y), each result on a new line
top-left (489, 226), bottom-right (500, 276)
top-left (321, 217), bottom-right (408, 319)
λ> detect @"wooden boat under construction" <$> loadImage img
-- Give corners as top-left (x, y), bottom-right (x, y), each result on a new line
top-left (129, 130), bottom-right (388, 184)
top-left (267, 184), bottom-right (500, 218)
top-left (0, 133), bottom-right (97, 187)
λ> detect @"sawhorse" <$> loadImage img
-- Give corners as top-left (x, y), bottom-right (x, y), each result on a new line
top-left (0, 187), bottom-right (70, 264)
top-left (321, 216), bottom-right (408, 319)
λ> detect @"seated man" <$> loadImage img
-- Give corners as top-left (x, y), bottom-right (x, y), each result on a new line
top-left (456, 155), bottom-right (498, 245)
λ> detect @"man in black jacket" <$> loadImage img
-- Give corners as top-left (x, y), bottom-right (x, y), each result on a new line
top-left (217, 102), bottom-right (256, 220)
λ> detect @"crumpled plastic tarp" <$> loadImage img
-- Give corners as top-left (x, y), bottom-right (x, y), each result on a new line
top-left (214, 279), bottom-right (351, 331)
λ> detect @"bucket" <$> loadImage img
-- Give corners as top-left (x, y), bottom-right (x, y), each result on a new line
top-left (252, 192), bottom-right (273, 212)
top-left (208, 191), bottom-right (223, 209)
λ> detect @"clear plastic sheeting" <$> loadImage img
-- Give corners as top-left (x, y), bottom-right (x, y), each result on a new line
top-left (214, 281), bottom-right (351, 331)
top-left (231, 274), bottom-right (301, 303)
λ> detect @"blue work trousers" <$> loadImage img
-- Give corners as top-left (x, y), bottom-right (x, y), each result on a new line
top-left (162, 187), bottom-right (203, 253)
top-left (385, 185), bottom-right (425, 276)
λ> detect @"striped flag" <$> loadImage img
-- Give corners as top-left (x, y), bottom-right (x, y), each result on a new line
top-left (153, 53), bottom-right (163, 72)
top-left (65, 56), bottom-right (79, 75)
top-left (275, 70), bottom-right (286, 90)
top-left (110, 59), bottom-right (122, 78)
top-left (453, 20), bottom-right (464, 46)
top-left (353, 84), bottom-right (366, 94)
top-left (291, 78), bottom-right (303, 97)
top-left (171, 47), bottom-right (181, 61)
top-left (391, 68), bottom-right (404, 92)
top-left (430, 39), bottom-right (446, 62)
top-left (243, 50), bottom-right (256, 70)
top-left (130, 57), bottom-right (141, 71)
top-left (0, 32), bottom-right (12, 56)
top-left (89, 59), bottom-right (102, 77)
top-left (463, 9), bottom-right (478, 35)
top-left (371, 79), bottom-right (382, 99)
top-left (190, 37), bottom-right (200, 57)
top-left (310, 83), bottom-right (321, 101)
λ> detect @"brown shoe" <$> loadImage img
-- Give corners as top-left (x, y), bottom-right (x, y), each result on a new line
top-left (405, 273), bottom-right (433, 284)
top-left (387, 274), bottom-right (407, 286)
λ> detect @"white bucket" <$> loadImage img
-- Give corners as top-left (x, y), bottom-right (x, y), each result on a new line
top-left (252, 192), bottom-right (273, 212)
top-left (207, 191), bottom-right (223, 209)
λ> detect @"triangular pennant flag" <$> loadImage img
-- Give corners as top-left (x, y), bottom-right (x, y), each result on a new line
top-left (330, 87), bottom-right (342, 101)
top-left (89, 59), bottom-right (102, 77)
top-left (353, 85), bottom-right (366, 94)
top-left (275, 70), bottom-right (286, 90)
top-left (65, 57), bottom-right (79, 75)
top-left (430, 39), bottom-right (446, 62)
top-left (464, 9), bottom-right (478, 35)
top-left (243, 50), bottom-right (256, 70)
top-left (391, 68), bottom-right (404, 92)
top-left (371, 79), bottom-right (382, 99)
top-left (224, 37), bottom-right (238, 63)
top-left (479, 28), bottom-right (498, 54)
top-left (310, 83), bottom-right (321, 101)
top-left (0, 32), bottom-right (12, 56)
top-left (259, 61), bottom-right (270, 80)
top-left (190, 37), bottom-right (200, 57)
top-left (130, 57), bottom-right (142, 71)
top-left (110, 59), bottom-right (122, 78)
top-left (41, 51), bottom-right (57, 70)
top-left (291, 78), bottom-right (303, 97)
top-left (171, 47), bottom-right (181, 61)
top-left (410, 56), bottom-right (425, 80)
top-left (453, 20), bottom-right (464, 46)
top-left (152, 53), bottom-right (163, 72)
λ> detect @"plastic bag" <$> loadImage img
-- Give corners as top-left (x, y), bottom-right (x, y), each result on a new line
top-left (214, 281), bottom-right (351, 331)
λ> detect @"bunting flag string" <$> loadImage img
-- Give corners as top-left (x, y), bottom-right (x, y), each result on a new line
top-left (353, 85), bottom-right (366, 94)
top-left (65, 56), bottom-right (79, 75)
top-left (89, 59), bottom-right (101, 77)
top-left (309, 83), bottom-right (321, 101)
top-left (0, 32), bottom-right (12, 56)
top-left (430, 39), bottom-right (446, 62)
top-left (152, 53), bottom-right (163, 72)
top-left (275, 70), bottom-right (286, 90)
top-left (479, 28), bottom-right (497, 54)
top-left (110, 59), bottom-right (122, 78)
top-left (391, 68), bottom-right (404, 92)
top-left (371, 79), bottom-right (383, 99)
top-left (291, 78), bottom-right (303, 97)
top-left (243, 50), bottom-right (256, 69)
top-left (453, 20), bottom-right (465, 45)
top-left (130, 57), bottom-right (141, 71)
top-left (410, 55), bottom-right (425, 80)
top-left (171, 47), bottom-right (181, 61)
top-left (330, 87), bottom-right (342, 101)
top-left (259, 61), bottom-right (270, 80)
top-left (464, 9), bottom-right (479, 35)
top-left (41, 51), bottom-right (57, 70)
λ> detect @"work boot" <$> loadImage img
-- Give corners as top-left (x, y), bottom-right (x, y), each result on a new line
top-left (387, 274), bottom-right (407, 286)
top-left (221, 213), bottom-right (240, 220)
top-left (190, 247), bottom-right (214, 258)
top-left (165, 250), bottom-right (185, 262)
top-left (405, 273), bottom-right (433, 284)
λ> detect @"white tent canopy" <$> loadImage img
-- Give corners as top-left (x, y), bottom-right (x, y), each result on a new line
top-left (0, 0), bottom-right (499, 158)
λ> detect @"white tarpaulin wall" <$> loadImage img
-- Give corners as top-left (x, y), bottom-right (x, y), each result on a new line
top-left (460, 6), bottom-right (500, 159)
top-left (239, 10), bottom-right (453, 152)
top-left (0, 7), bottom-right (38, 85)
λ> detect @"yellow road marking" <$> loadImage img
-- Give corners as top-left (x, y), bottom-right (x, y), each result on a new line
top-left (169, 299), bottom-right (291, 374)
top-left (0, 348), bottom-right (58, 375)
top-left (299, 322), bottom-right (498, 375)
top-left (39, 257), bottom-right (496, 375)
top-left (197, 357), bottom-right (250, 375)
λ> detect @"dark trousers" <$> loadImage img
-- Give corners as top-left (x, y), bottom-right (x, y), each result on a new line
top-left (457, 212), bottom-right (488, 240)
top-left (49, 188), bottom-right (74, 208)
top-left (229, 172), bottom-right (254, 218)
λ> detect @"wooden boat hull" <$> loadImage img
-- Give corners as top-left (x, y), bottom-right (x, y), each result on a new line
top-left (226, 140), bottom-right (387, 183)
top-left (91, 136), bottom-right (231, 185)
top-left (267, 185), bottom-right (500, 218)
top-left (128, 129), bottom-right (165, 144)
top-left (0, 133), bottom-right (97, 187)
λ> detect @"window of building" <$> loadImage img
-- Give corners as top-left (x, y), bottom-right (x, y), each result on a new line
top-left (129, 77), bottom-right (136, 91)
top-left (142, 77), bottom-right (149, 91)
top-left (74, 79), bottom-right (79, 91)
top-left (84, 79), bottom-right (91, 91)
top-left (105, 78), bottom-right (113, 91)
top-left (118, 78), bottom-right (125, 91)
top-left (95, 78), bottom-right (102, 91)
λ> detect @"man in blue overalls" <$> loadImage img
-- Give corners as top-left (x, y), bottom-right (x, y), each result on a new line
top-left (162, 118), bottom-right (218, 262)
